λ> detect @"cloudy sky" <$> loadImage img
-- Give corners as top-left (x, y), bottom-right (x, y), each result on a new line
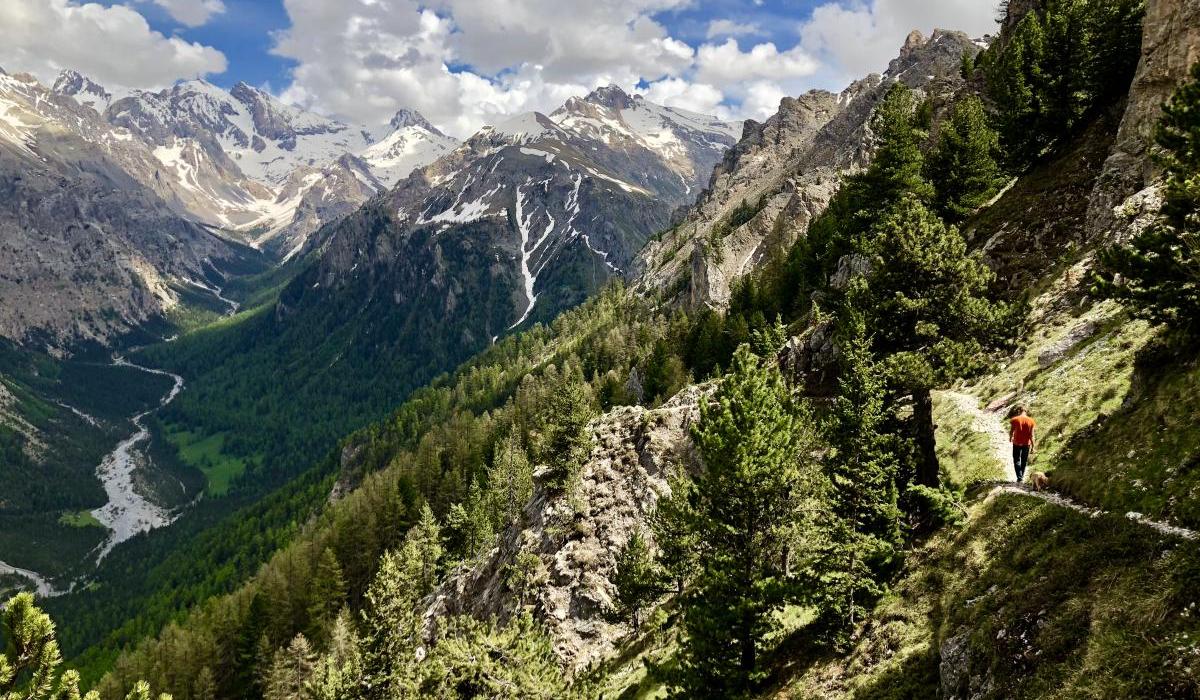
top-left (0, 0), bottom-right (1000, 138)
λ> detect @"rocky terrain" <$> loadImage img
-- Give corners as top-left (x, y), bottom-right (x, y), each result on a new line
top-left (634, 29), bottom-right (986, 308)
top-left (59, 74), bottom-right (457, 254)
top-left (287, 85), bottom-right (741, 343)
top-left (0, 68), bottom-right (460, 348)
top-left (425, 385), bottom-right (705, 670)
top-left (0, 69), bottom-right (244, 348)
top-left (420, 3), bottom-right (1200, 691)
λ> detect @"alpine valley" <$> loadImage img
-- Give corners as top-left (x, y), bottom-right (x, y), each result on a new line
top-left (2, 0), bottom-right (1200, 699)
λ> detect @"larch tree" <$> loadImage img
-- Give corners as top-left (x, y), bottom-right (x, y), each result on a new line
top-left (264, 634), bottom-right (316, 700)
top-left (191, 668), bottom-right (216, 700)
top-left (487, 431), bottom-right (534, 530)
top-left (357, 548), bottom-right (421, 700)
top-left (308, 610), bottom-right (361, 700)
top-left (410, 503), bottom-right (443, 595)
top-left (306, 548), bottom-right (347, 645)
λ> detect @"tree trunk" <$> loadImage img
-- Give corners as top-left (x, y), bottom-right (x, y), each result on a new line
top-left (913, 388), bottom-right (940, 488)
top-left (740, 607), bottom-right (756, 686)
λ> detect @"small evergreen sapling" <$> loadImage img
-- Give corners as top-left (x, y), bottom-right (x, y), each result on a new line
top-left (611, 531), bottom-right (666, 630)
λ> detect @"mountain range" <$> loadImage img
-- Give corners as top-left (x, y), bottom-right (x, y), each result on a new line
top-left (0, 68), bottom-right (737, 349)
top-left (5, 0), bottom-right (1198, 697)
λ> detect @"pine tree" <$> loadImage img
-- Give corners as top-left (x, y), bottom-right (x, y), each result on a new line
top-left (538, 379), bottom-right (595, 488)
top-left (264, 634), bottom-right (316, 700)
top-left (859, 195), bottom-right (1008, 489)
top-left (856, 83), bottom-right (935, 212)
top-left (233, 593), bottom-right (271, 700)
top-left (788, 81), bottom-right (936, 294)
top-left (1, 593), bottom-right (61, 700)
top-left (306, 548), bottom-right (347, 644)
top-left (0, 595), bottom-right (106, 700)
top-left (1097, 61), bottom-right (1200, 336)
top-left (649, 466), bottom-right (699, 595)
top-left (445, 480), bottom-right (493, 561)
top-left (121, 682), bottom-right (170, 700)
top-left (52, 671), bottom-right (87, 700)
top-left (417, 614), bottom-right (577, 698)
top-left (926, 95), bottom-right (1007, 222)
top-left (815, 302), bottom-right (903, 637)
top-left (611, 531), bottom-right (666, 629)
top-left (1082, 0), bottom-right (1145, 105)
top-left (52, 671), bottom-right (100, 700)
top-left (643, 338), bottom-right (688, 406)
top-left (666, 346), bottom-right (824, 698)
top-left (357, 548), bottom-right (421, 700)
top-left (986, 0), bottom-right (1144, 168)
top-left (487, 432), bottom-right (534, 530)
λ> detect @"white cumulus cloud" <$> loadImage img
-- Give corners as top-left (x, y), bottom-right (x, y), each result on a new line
top-left (705, 19), bottom-right (760, 40)
top-left (696, 39), bottom-right (819, 87)
top-left (145, 0), bottom-right (227, 27)
top-left (0, 0), bottom-right (226, 90)
top-left (799, 0), bottom-right (999, 84)
top-left (271, 0), bottom-right (847, 137)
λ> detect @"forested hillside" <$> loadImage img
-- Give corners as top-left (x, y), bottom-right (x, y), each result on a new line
top-left (5, 0), bottom-right (1200, 698)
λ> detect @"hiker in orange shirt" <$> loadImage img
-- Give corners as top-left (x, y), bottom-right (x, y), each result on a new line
top-left (1009, 405), bottom-right (1036, 483)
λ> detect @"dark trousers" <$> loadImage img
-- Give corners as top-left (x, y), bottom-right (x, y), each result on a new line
top-left (1013, 445), bottom-right (1031, 481)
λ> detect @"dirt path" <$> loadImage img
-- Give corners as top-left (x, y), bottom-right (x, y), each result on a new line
top-left (943, 391), bottom-right (1016, 482)
top-left (940, 391), bottom-right (1198, 542)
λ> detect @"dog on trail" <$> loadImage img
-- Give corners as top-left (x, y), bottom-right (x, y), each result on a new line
top-left (1029, 471), bottom-right (1050, 491)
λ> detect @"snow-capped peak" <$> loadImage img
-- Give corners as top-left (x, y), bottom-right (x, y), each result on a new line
top-left (389, 108), bottom-right (442, 136)
top-left (547, 87), bottom-right (741, 175)
top-left (479, 112), bottom-right (565, 145)
top-left (360, 110), bottom-right (458, 187)
top-left (582, 84), bottom-right (635, 110)
top-left (50, 69), bottom-right (131, 113)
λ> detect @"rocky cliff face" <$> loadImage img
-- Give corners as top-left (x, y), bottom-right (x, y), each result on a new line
top-left (0, 70), bottom-right (244, 348)
top-left (424, 386), bottom-right (705, 671)
top-left (633, 30), bottom-right (984, 309)
top-left (1086, 0), bottom-right (1200, 241)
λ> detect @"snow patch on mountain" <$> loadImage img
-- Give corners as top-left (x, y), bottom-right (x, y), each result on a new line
top-left (361, 116), bottom-right (457, 187)
top-left (511, 179), bottom-right (539, 328)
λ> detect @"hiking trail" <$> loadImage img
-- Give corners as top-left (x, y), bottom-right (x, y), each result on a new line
top-left (940, 390), bottom-right (1198, 541)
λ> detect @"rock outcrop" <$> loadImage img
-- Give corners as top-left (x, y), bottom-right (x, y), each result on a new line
top-left (634, 30), bottom-right (983, 309)
top-left (1086, 0), bottom-right (1200, 241)
top-left (423, 386), bottom-right (705, 671)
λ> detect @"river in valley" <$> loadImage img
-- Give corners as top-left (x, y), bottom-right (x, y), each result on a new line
top-left (89, 357), bottom-right (187, 562)
top-left (0, 283), bottom-right (237, 597)
top-left (0, 357), bottom-right (188, 596)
